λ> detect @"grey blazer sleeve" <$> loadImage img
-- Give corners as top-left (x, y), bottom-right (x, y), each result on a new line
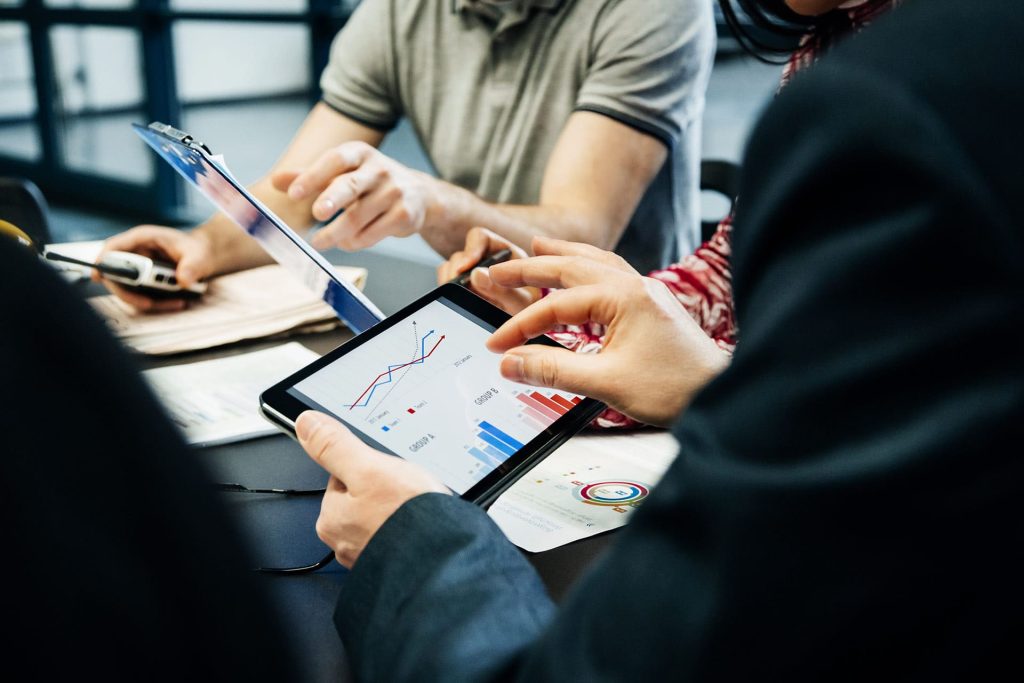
top-left (335, 493), bottom-right (555, 682)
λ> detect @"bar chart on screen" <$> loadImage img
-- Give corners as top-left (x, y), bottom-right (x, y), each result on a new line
top-left (467, 420), bottom-right (525, 468)
top-left (514, 389), bottom-right (582, 430)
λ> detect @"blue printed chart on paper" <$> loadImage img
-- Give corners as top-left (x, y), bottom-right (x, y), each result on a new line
top-left (289, 299), bottom-right (583, 494)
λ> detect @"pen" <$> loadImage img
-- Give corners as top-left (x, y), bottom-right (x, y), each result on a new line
top-left (449, 248), bottom-right (513, 287)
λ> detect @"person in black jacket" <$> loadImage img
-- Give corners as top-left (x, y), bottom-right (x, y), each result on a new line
top-left (294, 0), bottom-right (1024, 679)
top-left (0, 237), bottom-right (295, 678)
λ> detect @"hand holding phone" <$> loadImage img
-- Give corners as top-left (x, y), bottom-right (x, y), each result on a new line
top-left (45, 249), bottom-right (207, 300)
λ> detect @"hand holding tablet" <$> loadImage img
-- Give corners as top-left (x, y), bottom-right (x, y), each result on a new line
top-left (294, 410), bottom-right (451, 568)
top-left (261, 283), bottom-right (604, 508)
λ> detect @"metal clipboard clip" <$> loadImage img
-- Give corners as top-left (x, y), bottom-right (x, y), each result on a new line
top-left (147, 121), bottom-right (212, 155)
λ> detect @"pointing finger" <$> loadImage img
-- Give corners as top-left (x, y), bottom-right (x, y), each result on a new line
top-left (270, 169), bottom-right (300, 194)
top-left (531, 236), bottom-right (636, 274)
top-left (287, 141), bottom-right (377, 201)
top-left (486, 285), bottom-right (618, 352)
top-left (499, 344), bottom-right (605, 398)
top-left (311, 164), bottom-right (387, 222)
top-left (488, 255), bottom-right (622, 291)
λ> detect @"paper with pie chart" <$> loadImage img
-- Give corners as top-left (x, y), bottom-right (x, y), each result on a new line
top-left (487, 430), bottom-right (680, 552)
top-left (288, 298), bottom-right (585, 495)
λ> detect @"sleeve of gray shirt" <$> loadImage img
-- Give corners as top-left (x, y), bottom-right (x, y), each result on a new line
top-left (575, 0), bottom-right (716, 148)
top-left (319, 0), bottom-right (402, 131)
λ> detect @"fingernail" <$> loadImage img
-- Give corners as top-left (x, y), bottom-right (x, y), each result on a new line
top-left (317, 199), bottom-right (335, 215)
top-left (289, 184), bottom-right (306, 199)
top-left (470, 267), bottom-right (491, 288)
top-left (503, 354), bottom-right (525, 382)
top-left (296, 411), bottom-right (328, 441)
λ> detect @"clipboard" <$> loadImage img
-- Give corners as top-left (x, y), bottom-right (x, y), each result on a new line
top-left (133, 122), bottom-right (385, 335)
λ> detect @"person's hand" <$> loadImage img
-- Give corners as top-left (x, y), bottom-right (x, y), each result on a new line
top-left (436, 227), bottom-right (536, 314)
top-left (437, 230), bottom-right (638, 315)
top-left (272, 142), bottom-right (438, 252)
top-left (296, 411), bottom-right (450, 568)
top-left (485, 256), bottom-right (730, 426)
top-left (94, 226), bottom-right (215, 312)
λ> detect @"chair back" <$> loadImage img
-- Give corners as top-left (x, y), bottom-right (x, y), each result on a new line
top-left (700, 159), bottom-right (740, 243)
top-left (0, 177), bottom-right (51, 250)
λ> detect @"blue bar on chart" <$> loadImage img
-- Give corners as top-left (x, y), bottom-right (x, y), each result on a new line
top-left (478, 430), bottom-right (517, 457)
top-left (482, 443), bottom-right (509, 463)
top-left (468, 447), bottom-right (502, 468)
top-left (478, 420), bottom-right (525, 450)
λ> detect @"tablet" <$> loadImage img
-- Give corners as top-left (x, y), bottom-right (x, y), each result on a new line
top-left (132, 122), bottom-right (385, 334)
top-left (260, 283), bottom-right (605, 507)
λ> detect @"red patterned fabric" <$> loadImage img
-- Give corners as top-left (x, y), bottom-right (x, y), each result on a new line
top-left (781, 0), bottom-right (901, 88)
top-left (552, 0), bottom-right (896, 430)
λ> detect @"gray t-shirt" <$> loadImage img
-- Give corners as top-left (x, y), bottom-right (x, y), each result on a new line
top-left (321, 0), bottom-right (715, 271)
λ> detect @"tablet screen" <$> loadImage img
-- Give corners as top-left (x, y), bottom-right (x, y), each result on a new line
top-left (287, 296), bottom-right (585, 494)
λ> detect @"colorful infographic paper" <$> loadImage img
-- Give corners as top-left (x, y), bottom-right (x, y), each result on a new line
top-left (488, 430), bottom-right (680, 552)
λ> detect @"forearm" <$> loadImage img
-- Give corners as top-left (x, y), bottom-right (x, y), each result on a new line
top-left (337, 494), bottom-right (554, 682)
top-left (192, 176), bottom-right (318, 276)
top-left (423, 180), bottom-right (619, 258)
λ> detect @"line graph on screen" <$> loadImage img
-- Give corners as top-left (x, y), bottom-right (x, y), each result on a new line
top-left (346, 324), bottom-right (446, 410)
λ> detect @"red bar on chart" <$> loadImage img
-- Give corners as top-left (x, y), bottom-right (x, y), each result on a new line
top-left (516, 392), bottom-right (561, 421)
top-left (523, 405), bottom-right (555, 428)
top-left (522, 412), bottom-right (549, 431)
top-left (531, 391), bottom-right (569, 416)
top-left (550, 394), bottom-right (575, 412)
top-left (571, 396), bottom-right (582, 405)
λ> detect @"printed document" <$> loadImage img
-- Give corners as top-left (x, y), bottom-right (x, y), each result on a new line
top-left (142, 342), bottom-right (320, 447)
top-left (90, 263), bottom-right (366, 355)
top-left (489, 430), bottom-right (679, 552)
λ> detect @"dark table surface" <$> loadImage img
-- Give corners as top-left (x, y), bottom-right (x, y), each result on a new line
top-left (117, 248), bottom-right (614, 682)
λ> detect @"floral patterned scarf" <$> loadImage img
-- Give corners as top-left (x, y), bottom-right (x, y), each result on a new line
top-left (781, 0), bottom-right (900, 87)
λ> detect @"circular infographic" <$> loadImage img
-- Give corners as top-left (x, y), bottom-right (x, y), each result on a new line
top-left (573, 480), bottom-right (650, 507)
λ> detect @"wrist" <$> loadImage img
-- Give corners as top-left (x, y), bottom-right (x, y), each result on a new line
top-left (189, 223), bottom-right (224, 275)
top-left (420, 172), bottom-right (453, 233)
top-left (681, 347), bottom-right (731, 408)
top-left (643, 347), bottom-right (730, 427)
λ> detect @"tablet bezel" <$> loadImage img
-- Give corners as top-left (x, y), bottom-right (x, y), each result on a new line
top-left (260, 283), bottom-right (605, 508)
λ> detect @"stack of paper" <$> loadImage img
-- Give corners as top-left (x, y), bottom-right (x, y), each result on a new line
top-left (89, 263), bottom-right (366, 355)
top-left (142, 342), bottom-right (320, 447)
top-left (489, 430), bottom-right (680, 552)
